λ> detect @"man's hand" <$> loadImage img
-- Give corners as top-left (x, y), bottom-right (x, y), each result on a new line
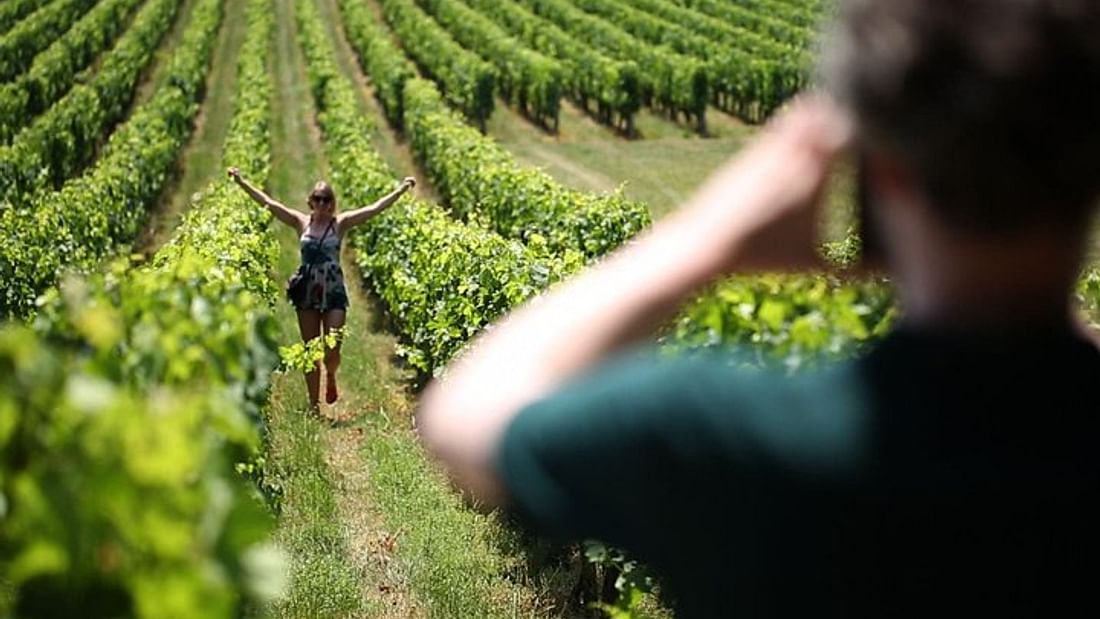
top-left (685, 96), bottom-right (853, 273)
top-left (227, 167), bottom-right (242, 183)
top-left (401, 176), bottom-right (417, 190)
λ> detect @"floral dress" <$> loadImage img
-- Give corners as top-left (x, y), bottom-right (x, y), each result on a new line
top-left (295, 223), bottom-right (349, 311)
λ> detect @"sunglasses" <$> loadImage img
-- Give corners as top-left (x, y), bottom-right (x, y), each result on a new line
top-left (311, 195), bottom-right (333, 205)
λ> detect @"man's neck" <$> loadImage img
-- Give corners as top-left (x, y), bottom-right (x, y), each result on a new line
top-left (893, 224), bottom-right (1084, 333)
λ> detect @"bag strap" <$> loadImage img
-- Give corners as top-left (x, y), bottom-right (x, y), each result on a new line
top-left (304, 219), bottom-right (336, 243)
top-left (320, 219), bottom-right (336, 242)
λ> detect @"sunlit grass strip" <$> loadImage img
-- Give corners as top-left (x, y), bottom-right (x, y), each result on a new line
top-left (261, 0), bottom-right (370, 615)
top-left (296, 2), bottom-right (554, 614)
top-left (264, 382), bottom-right (368, 618)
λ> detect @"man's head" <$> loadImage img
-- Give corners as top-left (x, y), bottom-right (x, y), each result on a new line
top-left (826, 0), bottom-right (1100, 236)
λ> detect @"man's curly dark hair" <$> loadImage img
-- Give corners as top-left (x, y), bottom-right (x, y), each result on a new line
top-left (824, 0), bottom-right (1100, 235)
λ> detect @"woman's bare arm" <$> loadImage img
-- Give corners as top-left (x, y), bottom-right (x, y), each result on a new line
top-left (338, 177), bottom-right (415, 234)
top-left (228, 167), bottom-right (307, 232)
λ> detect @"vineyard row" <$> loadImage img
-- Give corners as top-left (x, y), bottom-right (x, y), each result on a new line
top-left (0, 0), bottom-right (145, 143)
top-left (1, 1), bottom-right (285, 616)
top-left (0, 0), bottom-right (179, 206)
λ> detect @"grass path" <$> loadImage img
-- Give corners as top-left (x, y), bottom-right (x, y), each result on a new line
top-left (262, 0), bottom-right (426, 614)
top-left (136, 0), bottom-right (249, 254)
top-left (264, 0), bottom-right (369, 612)
top-left (275, 0), bottom-right (625, 613)
top-left (131, 0), bottom-right (199, 108)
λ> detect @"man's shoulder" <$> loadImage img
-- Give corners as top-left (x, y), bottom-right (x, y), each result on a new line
top-left (507, 349), bottom-right (875, 480)
top-left (496, 349), bottom-right (875, 543)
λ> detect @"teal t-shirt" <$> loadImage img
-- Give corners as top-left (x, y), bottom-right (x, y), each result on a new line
top-left (495, 327), bottom-right (1100, 617)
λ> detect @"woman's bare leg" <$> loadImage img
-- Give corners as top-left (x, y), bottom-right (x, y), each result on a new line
top-left (323, 309), bottom-right (346, 404)
top-left (297, 309), bottom-right (323, 410)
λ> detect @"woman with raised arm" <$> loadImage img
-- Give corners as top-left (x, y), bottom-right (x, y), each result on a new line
top-left (228, 167), bottom-right (416, 410)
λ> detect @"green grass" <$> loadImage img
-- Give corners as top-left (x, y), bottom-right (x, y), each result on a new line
top-left (354, 416), bottom-right (558, 617)
top-left (304, 0), bottom-right (613, 613)
top-left (265, 390), bottom-right (371, 618)
top-left (310, 287), bottom-right (427, 618)
top-left (487, 100), bottom-right (756, 220)
top-left (263, 0), bottom-right (367, 615)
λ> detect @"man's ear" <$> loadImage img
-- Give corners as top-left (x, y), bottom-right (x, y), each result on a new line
top-left (856, 149), bottom-right (924, 273)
